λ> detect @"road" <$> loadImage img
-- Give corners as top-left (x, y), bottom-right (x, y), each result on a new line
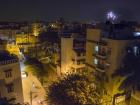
top-left (20, 61), bottom-right (47, 105)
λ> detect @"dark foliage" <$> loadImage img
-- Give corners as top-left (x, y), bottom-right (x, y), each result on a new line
top-left (47, 74), bottom-right (100, 105)
top-left (113, 43), bottom-right (140, 91)
top-left (0, 50), bottom-right (18, 61)
top-left (38, 31), bottom-right (59, 43)
top-left (24, 57), bottom-right (43, 69)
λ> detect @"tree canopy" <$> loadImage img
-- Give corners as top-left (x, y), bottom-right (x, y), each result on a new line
top-left (47, 74), bottom-right (101, 105)
top-left (113, 43), bottom-right (140, 91)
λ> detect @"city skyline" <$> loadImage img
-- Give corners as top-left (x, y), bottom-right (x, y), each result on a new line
top-left (0, 0), bottom-right (140, 21)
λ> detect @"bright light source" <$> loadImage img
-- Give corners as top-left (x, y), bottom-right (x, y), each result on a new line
top-left (133, 32), bottom-right (140, 36)
top-left (107, 11), bottom-right (117, 21)
top-left (95, 46), bottom-right (99, 52)
top-left (94, 58), bottom-right (98, 65)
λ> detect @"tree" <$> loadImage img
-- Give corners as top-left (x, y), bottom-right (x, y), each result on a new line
top-left (38, 31), bottom-right (59, 43)
top-left (24, 57), bottom-right (57, 84)
top-left (24, 58), bottom-right (45, 83)
top-left (47, 74), bottom-right (101, 105)
top-left (113, 43), bottom-right (140, 92)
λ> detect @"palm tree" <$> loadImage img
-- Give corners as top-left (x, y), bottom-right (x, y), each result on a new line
top-left (113, 43), bottom-right (140, 92)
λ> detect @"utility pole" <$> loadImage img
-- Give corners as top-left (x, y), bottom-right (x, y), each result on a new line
top-left (30, 90), bottom-right (32, 105)
top-left (30, 82), bottom-right (35, 105)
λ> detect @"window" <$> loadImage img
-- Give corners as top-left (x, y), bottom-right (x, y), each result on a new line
top-left (77, 53), bottom-right (81, 57)
top-left (94, 58), bottom-right (98, 65)
top-left (95, 46), bottom-right (99, 52)
top-left (6, 83), bottom-right (14, 93)
top-left (4, 69), bottom-right (12, 78)
top-left (83, 53), bottom-right (85, 56)
top-left (133, 46), bottom-right (139, 56)
top-left (77, 61), bottom-right (80, 65)
top-left (82, 60), bottom-right (85, 64)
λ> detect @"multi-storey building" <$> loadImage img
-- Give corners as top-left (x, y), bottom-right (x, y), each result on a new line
top-left (0, 51), bottom-right (23, 104)
top-left (86, 22), bottom-right (140, 105)
top-left (16, 33), bottom-right (38, 55)
top-left (0, 22), bottom-right (30, 45)
top-left (0, 39), bottom-right (7, 51)
top-left (61, 33), bottom-right (86, 74)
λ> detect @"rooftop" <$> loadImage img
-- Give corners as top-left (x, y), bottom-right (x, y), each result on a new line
top-left (101, 22), bottom-right (140, 40)
top-left (0, 51), bottom-right (18, 62)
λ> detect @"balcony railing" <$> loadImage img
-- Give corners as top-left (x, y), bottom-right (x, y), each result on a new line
top-left (95, 64), bottom-right (106, 73)
top-left (93, 52), bottom-right (108, 59)
top-left (0, 59), bottom-right (18, 66)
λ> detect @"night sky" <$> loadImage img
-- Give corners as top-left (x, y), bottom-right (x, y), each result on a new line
top-left (0, 0), bottom-right (140, 21)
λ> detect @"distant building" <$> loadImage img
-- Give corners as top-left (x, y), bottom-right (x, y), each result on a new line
top-left (31, 22), bottom-right (46, 36)
top-left (86, 22), bottom-right (140, 105)
top-left (16, 33), bottom-right (38, 55)
top-left (0, 51), bottom-right (23, 104)
top-left (0, 22), bottom-right (29, 43)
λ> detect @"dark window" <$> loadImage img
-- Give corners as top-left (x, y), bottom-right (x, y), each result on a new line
top-left (77, 53), bottom-right (81, 57)
top-left (4, 69), bottom-right (12, 78)
top-left (83, 53), bottom-right (85, 56)
top-left (82, 60), bottom-right (85, 64)
top-left (77, 61), bottom-right (80, 65)
top-left (6, 83), bottom-right (14, 93)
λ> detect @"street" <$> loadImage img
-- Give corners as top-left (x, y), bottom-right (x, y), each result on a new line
top-left (20, 61), bottom-right (47, 105)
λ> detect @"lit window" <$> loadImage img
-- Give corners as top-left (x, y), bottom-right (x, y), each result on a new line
top-left (134, 46), bottom-right (138, 56)
top-left (95, 46), bottom-right (99, 52)
top-left (94, 58), bottom-right (98, 65)
top-left (133, 46), bottom-right (140, 56)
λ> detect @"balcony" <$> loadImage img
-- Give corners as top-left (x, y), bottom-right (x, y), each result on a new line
top-left (0, 59), bottom-right (18, 66)
top-left (71, 64), bottom-right (85, 70)
top-left (72, 56), bottom-right (85, 61)
top-left (95, 64), bottom-right (106, 73)
top-left (93, 52), bottom-right (108, 59)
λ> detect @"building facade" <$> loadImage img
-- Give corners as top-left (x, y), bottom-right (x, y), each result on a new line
top-left (61, 34), bottom-right (86, 74)
top-left (0, 53), bottom-right (23, 104)
top-left (86, 23), bottom-right (140, 105)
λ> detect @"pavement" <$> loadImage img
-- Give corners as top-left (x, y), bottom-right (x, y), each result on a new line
top-left (20, 61), bottom-right (47, 105)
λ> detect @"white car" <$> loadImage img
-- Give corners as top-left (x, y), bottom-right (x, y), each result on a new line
top-left (21, 71), bottom-right (28, 78)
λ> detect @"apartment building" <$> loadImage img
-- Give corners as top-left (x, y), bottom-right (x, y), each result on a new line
top-left (86, 23), bottom-right (140, 105)
top-left (61, 33), bottom-right (86, 74)
top-left (0, 51), bottom-right (23, 104)
top-left (0, 39), bottom-right (7, 51)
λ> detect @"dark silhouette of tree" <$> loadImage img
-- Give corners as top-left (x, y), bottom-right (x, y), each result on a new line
top-left (24, 57), bottom-right (57, 84)
top-left (38, 31), bottom-right (59, 43)
top-left (113, 43), bottom-right (140, 92)
top-left (24, 58), bottom-right (45, 83)
top-left (47, 74), bottom-right (101, 105)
